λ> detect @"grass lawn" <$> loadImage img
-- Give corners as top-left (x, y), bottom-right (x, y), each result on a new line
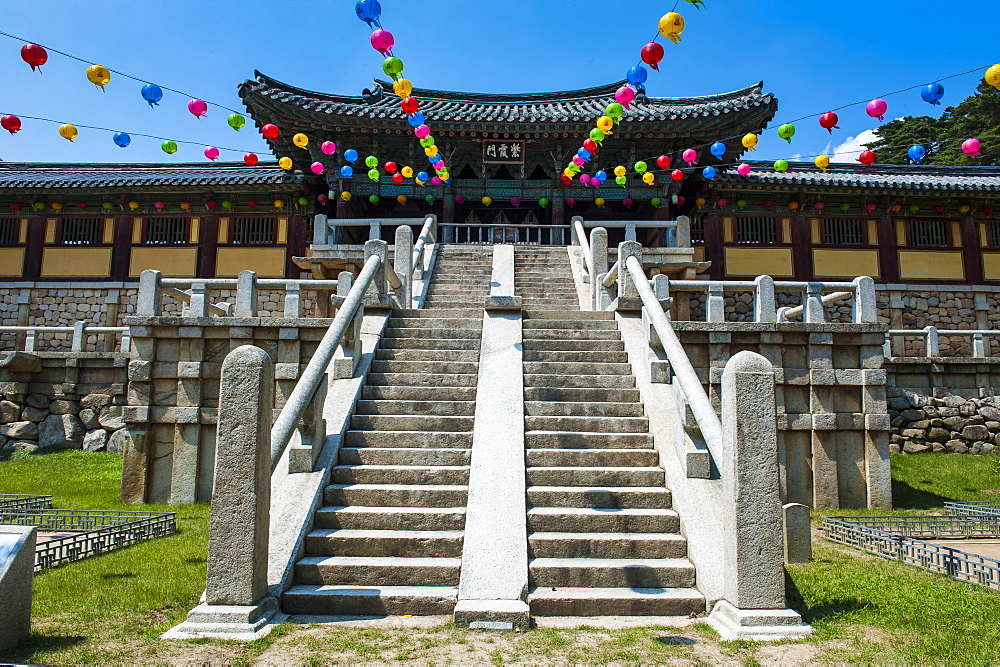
top-left (1, 449), bottom-right (998, 664)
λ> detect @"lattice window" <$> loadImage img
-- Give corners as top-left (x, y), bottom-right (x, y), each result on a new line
top-left (0, 218), bottom-right (18, 245)
top-left (689, 215), bottom-right (705, 243)
top-left (60, 217), bottom-right (102, 245)
top-left (736, 216), bottom-right (777, 245)
top-left (823, 218), bottom-right (864, 245)
top-left (988, 223), bottom-right (1000, 248)
top-left (145, 217), bottom-right (188, 245)
top-left (231, 217), bottom-right (275, 245)
top-left (909, 219), bottom-right (947, 247)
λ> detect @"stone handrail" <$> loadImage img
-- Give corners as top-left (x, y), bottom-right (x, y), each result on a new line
top-left (0, 323), bottom-right (130, 353)
top-left (777, 290), bottom-right (853, 322)
top-left (269, 241), bottom-right (388, 472)
top-left (580, 216), bottom-right (690, 246)
top-left (410, 214), bottom-right (437, 276)
top-left (885, 326), bottom-right (1000, 358)
top-left (570, 216), bottom-right (593, 284)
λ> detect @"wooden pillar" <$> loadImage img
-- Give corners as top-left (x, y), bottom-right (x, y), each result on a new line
top-left (198, 214), bottom-right (219, 279)
top-left (111, 214), bottom-right (132, 281)
top-left (703, 211), bottom-right (724, 280)
top-left (791, 214), bottom-right (812, 281)
top-left (961, 216), bottom-right (982, 285)
top-left (877, 215), bottom-right (899, 283)
top-left (23, 215), bottom-right (45, 280)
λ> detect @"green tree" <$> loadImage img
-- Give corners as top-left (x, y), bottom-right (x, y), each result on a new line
top-left (865, 82), bottom-right (999, 166)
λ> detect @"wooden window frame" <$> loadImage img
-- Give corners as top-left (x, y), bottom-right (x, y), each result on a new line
top-left (142, 216), bottom-right (190, 246)
top-left (906, 218), bottom-right (950, 248)
top-left (57, 216), bottom-right (104, 246)
top-left (821, 216), bottom-right (867, 247)
top-left (229, 215), bottom-right (278, 246)
top-left (734, 215), bottom-right (780, 246)
top-left (0, 217), bottom-right (21, 246)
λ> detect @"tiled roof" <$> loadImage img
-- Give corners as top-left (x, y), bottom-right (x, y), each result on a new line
top-left (0, 162), bottom-right (299, 189)
top-left (240, 71), bottom-right (777, 128)
top-left (717, 162), bottom-right (1000, 193)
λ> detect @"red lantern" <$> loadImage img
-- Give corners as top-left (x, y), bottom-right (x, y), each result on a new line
top-left (10, 203), bottom-right (21, 212)
top-left (640, 42), bottom-right (664, 71)
top-left (392, 172), bottom-right (404, 184)
top-left (1, 115), bottom-right (21, 135)
top-left (243, 152), bottom-right (259, 166)
top-left (656, 155), bottom-right (672, 170)
top-left (858, 150), bottom-right (877, 168)
top-left (77, 202), bottom-right (87, 210)
top-left (385, 161), bottom-right (398, 173)
top-left (20, 44), bottom-right (48, 71)
top-left (566, 197), bottom-right (577, 207)
top-left (560, 174), bottom-right (573, 186)
top-left (676, 196), bottom-right (685, 206)
top-left (401, 97), bottom-right (420, 115)
top-left (983, 205), bottom-right (994, 215)
top-left (206, 199), bottom-right (218, 210)
top-left (583, 138), bottom-right (598, 153)
top-left (671, 169), bottom-right (684, 182)
top-left (261, 124), bottom-right (280, 140)
top-left (819, 112), bottom-right (840, 134)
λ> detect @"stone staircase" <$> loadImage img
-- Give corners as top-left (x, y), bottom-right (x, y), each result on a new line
top-left (514, 247), bottom-right (581, 310)
top-left (521, 309), bottom-right (705, 616)
top-left (422, 245), bottom-right (494, 309)
top-left (282, 246), bottom-right (492, 615)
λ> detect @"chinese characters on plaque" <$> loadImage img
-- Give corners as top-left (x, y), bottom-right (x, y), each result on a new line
top-left (482, 140), bottom-right (525, 164)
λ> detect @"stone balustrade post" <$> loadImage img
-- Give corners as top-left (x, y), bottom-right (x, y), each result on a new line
top-left (333, 271), bottom-right (362, 379)
top-left (706, 284), bottom-right (725, 323)
top-left (395, 225), bottom-right (414, 308)
top-left (363, 239), bottom-right (392, 308)
top-left (974, 292), bottom-right (989, 330)
top-left (804, 284), bottom-right (825, 324)
top-left (889, 290), bottom-right (905, 356)
top-left (369, 220), bottom-right (381, 241)
top-left (973, 332), bottom-right (986, 358)
top-left (616, 241), bottom-right (642, 311)
top-left (71, 321), bottom-right (86, 352)
top-left (137, 269), bottom-right (163, 316)
top-left (283, 283), bottom-right (302, 319)
top-left (313, 214), bottom-right (329, 246)
top-left (853, 276), bottom-right (876, 324)
top-left (188, 282), bottom-right (209, 318)
top-left (23, 329), bottom-right (36, 352)
top-left (590, 227), bottom-right (608, 311)
top-left (754, 275), bottom-right (776, 323)
top-left (235, 270), bottom-right (259, 318)
top-left (676, 215), bottom-right (691, 249)
top-left (925, 326), bottom-right (940, 356)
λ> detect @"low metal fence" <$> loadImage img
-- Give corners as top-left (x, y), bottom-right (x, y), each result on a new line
top-left (0, 494), bottom-right (52, 510)
top-left (946, 501), bottom-right (1000, 518)
top-left (0, 507), bottom-right (176, 571)
top-left (823, 517), bottom-right (1000, 592)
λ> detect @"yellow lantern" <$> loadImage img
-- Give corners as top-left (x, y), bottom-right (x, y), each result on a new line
top-left (595, 198), bottom-right (606, 207)
top-left (788, 201), bottom-right (800, 211)
top-left (128, 201), bottom-right (140, 211)
top-left (614, 165), bottom-right (627, 178)
top-left (986, 64), bottom-right (1000, 91)
top-left (742, 133), bottom-right (758, 151)
top-left (292, 133), bottom-right (308, 149)
top-left (278, 157), bottom-right (293, 170)
top-left (86, 64), bottom-right (111, 90)
top-left (274, 199), bottom-right (285, 209)
top-left (695, 197), bottom-right (707, 209)
top-left (180, 202), bottom-right (191, 210)
top-left (814, 155), bottom-right (830, 173)
top-left (396, 194), bottom-right (408, 205)
top-left (890, 203), bottom-right (902, 213)
top-left (58, 123), bottom-right (78, 142)
top-left (482, 196), bottom-right (493, 206)
top-left (642, 172), bottom-right (656, 185)
top-left (401, 166), bottom-right (414, 178)
top-left (596, 116), bottom-right (614, 132)
top-left (341, 192), bottom-right (352, 202)
top-left (959, 204), bottom-right (971, 214)
top-left (52, 202), bottom-right (63, 211)
top-left (658, 12), bottom-right (685, 44)
top-left (425, 146), bottom-right (439, 157)
top-left (393, 78), bottom-right (413, 98)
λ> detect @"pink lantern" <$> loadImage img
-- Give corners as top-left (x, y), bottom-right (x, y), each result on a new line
top-left (933, 204), bottom-right (945, 213)
top-left (153, 201), bottom-right (165, 211)
top-left (682, 149), bottom-right (698, 166)
top-left (962, 138), bottom-right (982, 157)
top-left (814, 202), bottom-right (825, 211)
top-left (866, 98), bottom-right (888, 122)
top-left (247, 200), bottom-right (258, 209)
top-left (762, 200), bottom-right (773, 209)
top-left (187, 99), bottom-right (208, 118)
top-left (204, 146), bottom-right (220, 161)
top-left (431, 176), bottom-right (443, 186)
top-left (615, 85), bottom-right (635, 110)
top-left (321, 141), bottom-right (337, 155)
top-left (370, 29), bottom-right (395, 56)
top-left (592, 177), bottom-right (601, 189)
top-left (737, 163), bottom-right (752, 177)
top-left (677, 196), bottom-right (685, 206)
top-left (566, 197), bottom-right (577, 207)
top-left (317, 194), bottom-right (328, 203)
top-left (511, 196), bottom-right (521, 208)
top-left (454, 194), bottom-right (466, 205)
top-left (865, 203), bottom-right (877, 213)
top-left (572, 155), bottom-right (585, 166)
top-left (311, 162), bottom-right (325, 175)
top-left (717, 198), bottom-right (728, 208)
top-left (414, 124), bottom-right (431, 139)
top-left (579, 174), bottom-right (591, 186)
top-left (623, 197), bottom-right (633, 209)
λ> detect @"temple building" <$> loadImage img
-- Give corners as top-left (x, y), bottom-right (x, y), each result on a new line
top-left (0, 73), bottom-right (997, 287)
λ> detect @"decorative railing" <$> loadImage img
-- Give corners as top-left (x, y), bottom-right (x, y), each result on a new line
top-left (313, 214), bottom-right (434, 246)
top-left (823, 517), bottom-right (1000, 592)
top-left (440, 222), bottom-right (568, 246)
top-left (0, 507), bottom-right (176, 571)
top-left (885, 327), bottom-right (1000, 358)
top-left (576, 215), bottom-right (690, 246)
top-left (946, 501), bottom-right (1000, 517)
top-left (0, 494), bottom-right (52, 510)
top-left (0, 323), bottom-right (130, 353)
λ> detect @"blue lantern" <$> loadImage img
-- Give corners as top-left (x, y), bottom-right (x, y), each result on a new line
top-left (407, 112), bottom-right (426, 128)
top-left (340, 165), bottom-right (354, 178)
top-left (626, 65), bottom-right (648, 88)
top-left (920, 83), bottom-right (944, 106)
top-left (113, 132), bottom-right (131, 148)
top-left (710, 142), bottom-right (726, 161)
top-left (702, 166), bottom-right (717, 180)
top-left (577, 148), bottom-right (591, 162)
top-left (355, 0), bottom-right (382, 27)
top-left (907, 145), bottom-right (927, 164)
top-left (344, 149), bottom-right (359, 163)
top-left (594, 170), bottom-right (607, 182)
top-left (140, 83), bottom-right (162, 108)
top-left (417, 171), bottom-right (429, 181)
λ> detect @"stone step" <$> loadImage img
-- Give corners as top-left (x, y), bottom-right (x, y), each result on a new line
top-left (523, 339), bottom-right (625, 353)
top-left (315, 506), bottom-right (466, 531)
top-left (305, 529), bottom-right (464, 558)
top-left (523, 350), bottom-right (629, 364)
top-left (324, 484), bottom-right (468, 507)
top-left (283, 584), bottom-right (458, 616)
top-left (351, 414), bottom-right (475, 432)
top-left (355, 399), bottom-right (477, 416)
top-left (529, 557), bottom-right (695, 588)
top-left (344, 430), bottom-right (473, 448)
top-left (528, 532), bottom-right (687, 559)
top-left (523, 374), bottom-right (635, 389)
top-left (422, 300), bottom-right (485, 308)
top-left (522, 329), bottom-right (621, 341)
top-left (524, 386), bottom-right (639, 403)
top-left (395, 309), bottom-right (484, 319)
top-left (295, 555), bottom-right (461, 586)
top-left (524, 361), bottom-right (631, 376)
top-left (339, 447), bottom-right (472, 467)
top-left (527, 507), bottom-right (679, 533)
top-left (360, 386), bottom-right (477, 402)
top-left (332, 464), bottom-right (470, 486)
top-left (524, 415), bottom-right (649, 433)
top-left (527, 587), bottom-right (705, 617)
top-left (380, 329), bottom-right (483, 340)
top-left (525, 430), bottom-right (652, 449)
top-left (366, 373), bottom-right (479, 388)
top-left (375, 349), bottom-right (481, 363)
top-left (526, 448), bottom-right (659, 467)
top-left (526, 485), bottom-right (671, 509)
top-left (387, 318), bottom-right (483, 329)
top-left (526, 466), bottom-right (663, 487)
top-left (524, 401), bottom-right (644, 418)
top-left (522, 319), bottom-right (618, 330)
top-left (379, 338), bottom-right (483, 351)
top-left (522, 310), bottom-right (613, 320)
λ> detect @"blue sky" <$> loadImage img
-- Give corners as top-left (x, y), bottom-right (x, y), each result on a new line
top-left (0, 0), bottom-right (995, 165)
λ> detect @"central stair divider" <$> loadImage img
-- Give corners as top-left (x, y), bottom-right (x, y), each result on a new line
top-left (454, 244), bottom-right (530, 630)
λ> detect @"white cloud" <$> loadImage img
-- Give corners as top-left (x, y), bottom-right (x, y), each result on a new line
top-left (828, 129), bottom-right (879, 163)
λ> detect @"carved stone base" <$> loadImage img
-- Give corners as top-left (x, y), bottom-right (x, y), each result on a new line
top-left (161, 596), bottom-right (287, 642)
top-left (706, 600), bottom-right (813, 641)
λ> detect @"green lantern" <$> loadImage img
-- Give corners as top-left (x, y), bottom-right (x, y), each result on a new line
top-left (102, 202), bottom-right (114, 211)
top-left (161, 140), bottom-right (178, 155)
top-left (538, 197), bottom-right (549, 208)
top-left (221, 200), bottom-right (232, 209)
top-left (773, 159), bottom-right (789, 173)
top-left (650, 197), bottom-right (662, 209)
top-left (297, 197), bottom-right (308, 206)
top-left (369, 195), bottom-right (380, 204)
top-left (226, 113), bottom-right (246, 131)
top-left (736, 199), bottom-right (748, 210)
top-left (365, 156), bottom-right (378, 168)
top-left (425, 194), bottom-right (435, 204)
top-left (909, 204), bottom-right (920, 214)
top-left (382, 57), bottom-right (404, 78)
top-left (839, 203), bottom-right (851, 212)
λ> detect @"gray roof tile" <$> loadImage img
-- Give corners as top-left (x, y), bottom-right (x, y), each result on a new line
top-left (0, 162), bottom-right (300, 189)
top-left (717, 162), bottom-right (1000, 193)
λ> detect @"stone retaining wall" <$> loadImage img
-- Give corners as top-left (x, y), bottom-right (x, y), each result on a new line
top-left (887, 387), bottom-right (999, 455)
